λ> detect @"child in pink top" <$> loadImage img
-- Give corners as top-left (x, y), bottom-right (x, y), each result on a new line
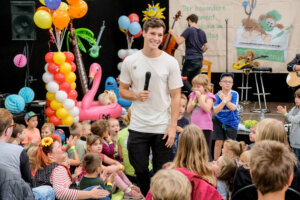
top-left (86, 134), bottom-right (143, 199)
top-left (187, 74), bottom-right (216, 159)
top-left (22, 111), bottom-right (41, 146)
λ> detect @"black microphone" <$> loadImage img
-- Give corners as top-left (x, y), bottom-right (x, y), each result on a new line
top-left (144, 71), bottom-right (151, 90)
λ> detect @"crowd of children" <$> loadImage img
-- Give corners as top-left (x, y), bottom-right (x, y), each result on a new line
top-left (2, 73), bottom-right (300, 200)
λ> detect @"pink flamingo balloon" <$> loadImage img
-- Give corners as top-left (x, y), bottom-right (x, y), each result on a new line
top-left (77, 63), bottom-right (122, 121)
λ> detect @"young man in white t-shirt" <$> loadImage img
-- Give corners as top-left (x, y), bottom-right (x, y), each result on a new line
top-left (119, 17), bottom-right (183, 196)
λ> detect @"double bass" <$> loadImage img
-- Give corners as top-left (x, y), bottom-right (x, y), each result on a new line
top-left (161, 11), bottom-right (181, 56)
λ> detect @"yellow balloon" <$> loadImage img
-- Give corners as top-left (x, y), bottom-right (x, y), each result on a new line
top-left (65, 72), bottom-right (76, 83)
top-left (46, 92), bottom-right (55, 101)
top-left (60, 62), bottom-right (72, 74)
top-left (33, 10), bottom-right (52, 29)
top-left (46, 117), bottom-right (49, 122)
top-left (50, 99), bottom-right (63, 110)
top-left (62, 115), bottom-right (74, 125)
top-left (53, 52), bottom-right (66, 65)
top-left (39, 0), bottom-right (45, 5)
top-left (59, 2), bottom-right (69, 10)
top-left (56, 107), bottom-right (69, 119)
top-left (71, 82), bottom-right (76, 90)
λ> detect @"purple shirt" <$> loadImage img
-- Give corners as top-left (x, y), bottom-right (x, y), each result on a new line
top-left (189, 92), bottom-right (216, 130)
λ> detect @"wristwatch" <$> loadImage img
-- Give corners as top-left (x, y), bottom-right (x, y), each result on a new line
top-left (222, 99), bottom-right (227, 104)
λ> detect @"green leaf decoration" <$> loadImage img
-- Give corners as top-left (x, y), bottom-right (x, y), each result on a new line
top-left (74, 28), bottom-right (95, 39)
top-left (77, 34), bottom-right (96, 46)
top-left (76, 35), bottom-right (87, 53)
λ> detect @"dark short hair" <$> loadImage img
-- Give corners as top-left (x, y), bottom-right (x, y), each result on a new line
top-left (143, 17), bottom-right (166, 33)
top-left (186, 14), bottom-right (198, 23)
top-left (83, 153), bottom-right (102, 174)
top-left (220, 73), bottom-right (235, 81)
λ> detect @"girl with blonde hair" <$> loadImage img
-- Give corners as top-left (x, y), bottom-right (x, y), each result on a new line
top-left (222, 139), bottom-right (246, 161)
top-left (187, 74), bottom-right (216, 157)
top-left (256, 118), bottom-right (288, 145)
top-left (146, 124), bottom-right (222, 200)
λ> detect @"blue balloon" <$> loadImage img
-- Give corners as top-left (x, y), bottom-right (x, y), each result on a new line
top-left (118, 16), bottom-right (130, 30)
top-left (18, 87), bottom-right (35, 103)
top-left (44, 0), bottom-right (61, 10)
top-left (5, 95), bottom-right (25, 114)
top-left (128, 22), bottom-right (141, 35)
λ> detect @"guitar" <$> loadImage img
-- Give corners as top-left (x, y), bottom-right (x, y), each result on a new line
top-left (286, 71), bottom-right (300, 87)
top-left (89, 20), bottom-right (106, 58)
top-left (233, 55), bottom-right (268, 70)
top-left (161, 11), bottom-right (181, 56)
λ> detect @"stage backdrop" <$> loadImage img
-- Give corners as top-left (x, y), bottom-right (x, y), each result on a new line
top-left (170, 0), bottom-right (300, 73)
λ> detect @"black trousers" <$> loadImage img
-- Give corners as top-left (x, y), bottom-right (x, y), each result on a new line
top-left (182, 58), bottom-right (203, 93)
top-left (127, 129), bottom-right (171, 196)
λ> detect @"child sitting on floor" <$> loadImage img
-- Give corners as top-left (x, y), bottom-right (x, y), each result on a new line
top-left (22, 111), bottom-right (41, 146)
top-left (150, 169), bottom-right (192, 200)
top-left (250, 140), bottom-right (296, 200)
top-left (92, 119), bottom-right (115, 159)
top-left (41, 123), bottom-right (55, 139)
top-left (86, 135), bottom-right (143, 199)
top-left (222, 139), bottom-right (245, 164)
top-left (211, 155), bottom-right (237, 200)
top-left (80, 153), bottom-right (115, 199)
top-left (108, 118), bottom-right (121, 161)
top-left (9, 123), bottom-right (26, 146)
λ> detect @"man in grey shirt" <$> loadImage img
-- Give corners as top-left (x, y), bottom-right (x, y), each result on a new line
top-left (0, 108), bottom-right (32, 186)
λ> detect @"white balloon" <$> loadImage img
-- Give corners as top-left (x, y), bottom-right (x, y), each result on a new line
top-left (127, 49), bottom-right (135, 56)
top-left (46, 81), bottom-right (59, 93)
top-left (44, 63), bottom-right (48, 72)
top-left (117, 62), bottom-right (123, 71)
top-left (42, 72), bottom-right (53, 83)
top-left (74, 116), bottom-right (79, 123)
top-left (63, 99), bottom-right (75, 110)
top-left (55, 91), bottom-right (68, 102)
top-left (117, 49), bottom-right (127, 59)
top-left (69, 107), bottom-right (80, 117)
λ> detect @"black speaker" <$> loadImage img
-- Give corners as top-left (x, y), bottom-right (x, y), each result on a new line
top-left (10, 1), bottom-right (36, 41)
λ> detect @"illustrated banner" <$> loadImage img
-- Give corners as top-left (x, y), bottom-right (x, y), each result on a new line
top-left (169, 0), bottom-right (300, 73)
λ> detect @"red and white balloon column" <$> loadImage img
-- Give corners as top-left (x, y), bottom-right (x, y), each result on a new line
top-left (42, 52), bottom-right (79, 126)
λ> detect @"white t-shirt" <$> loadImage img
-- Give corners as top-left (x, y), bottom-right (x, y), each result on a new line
top-left (120, 50), bottom-right (183, 133)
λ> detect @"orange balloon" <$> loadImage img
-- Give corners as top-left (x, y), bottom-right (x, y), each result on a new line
top-left (68, 0), bottom-right (88, 19)
top-left (37, 6), bottom-right (50, 13)
top-left (52, 9), bottom-right (70, 30)
top-left (67, 0), bottom-right (80, 5)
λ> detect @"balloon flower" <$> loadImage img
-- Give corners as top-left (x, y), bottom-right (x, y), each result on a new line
top-left (43, 51), bottom-right (80, 126)
top-left (118, 13), bottom-right (142, 49)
